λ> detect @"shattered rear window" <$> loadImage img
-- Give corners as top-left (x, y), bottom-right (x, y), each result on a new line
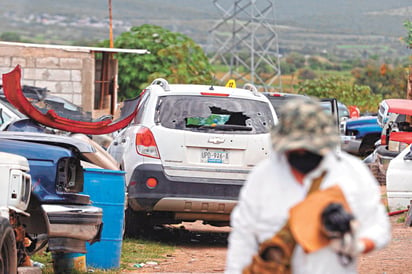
top-left (154, 95), bottom-right (275, 134)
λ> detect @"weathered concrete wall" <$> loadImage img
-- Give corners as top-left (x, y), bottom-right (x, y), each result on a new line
top-left (0, 44), bottom-right (95, 112)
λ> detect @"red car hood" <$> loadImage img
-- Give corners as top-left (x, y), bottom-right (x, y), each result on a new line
top-left (2, 65), bottom-right (138, 135)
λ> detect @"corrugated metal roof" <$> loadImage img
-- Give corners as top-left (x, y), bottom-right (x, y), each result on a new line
top-left (0, 41), bottom-right (150, 54)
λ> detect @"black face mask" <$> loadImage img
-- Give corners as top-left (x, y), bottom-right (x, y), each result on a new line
top-left (286, 150), bottom-right (323, 174)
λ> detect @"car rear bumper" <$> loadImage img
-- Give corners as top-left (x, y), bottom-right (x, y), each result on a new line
top-left (340, 135), bottom-right (361, 155)
top-left (42, 204), bottom-right (103, 243)
top-left (127, 163), bottom-right (243, 217)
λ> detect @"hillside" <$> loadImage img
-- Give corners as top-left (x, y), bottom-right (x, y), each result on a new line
top-left (0, 0), bottom-right (411, 59)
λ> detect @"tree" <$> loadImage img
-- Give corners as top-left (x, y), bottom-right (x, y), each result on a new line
top-left (297, 68), bottom-right (317, 80)
top-left (402, 20), bottom-right (412, 49)
top-left (351, 61), bottom-right (408, 98)
top-left (103, 24), bottom-right (214, 100)
top-left (0, 32), bottom-right (22, 42)
top-left (297, 76), bottom-right (382, 113)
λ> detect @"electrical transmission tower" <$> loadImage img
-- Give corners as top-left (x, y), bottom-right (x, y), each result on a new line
top-left (208, 0), bottom-right (282, 92)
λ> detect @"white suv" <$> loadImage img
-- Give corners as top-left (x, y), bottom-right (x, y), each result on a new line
top-left (108, 79), bottom-right (277, 235)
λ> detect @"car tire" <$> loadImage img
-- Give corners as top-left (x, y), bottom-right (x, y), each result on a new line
top-left (123, 207), bottom-right (152, 238)
top-left (0, 217), bottom-right (17, 274)
top-left (359, 134), bottom-right (380, 157)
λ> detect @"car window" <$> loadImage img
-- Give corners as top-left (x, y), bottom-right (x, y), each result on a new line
top-left (0, 107), bottom-right (12, 126)
top-left (339, 105), bottom-right (350, 119)
top-left (154, 95), bottom-right (275, 134)
top-left (133, 91), bottom-right (150, 124)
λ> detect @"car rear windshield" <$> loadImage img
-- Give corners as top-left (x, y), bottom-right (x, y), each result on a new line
top-left (155, 95), bottom-right (275, 134)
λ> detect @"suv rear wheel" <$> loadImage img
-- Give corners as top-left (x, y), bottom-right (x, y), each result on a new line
top-left (124, 208), bottom-right (154, 238)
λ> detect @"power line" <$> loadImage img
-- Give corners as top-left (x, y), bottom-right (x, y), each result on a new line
top-left (208, 0), bottom-right (282, 92)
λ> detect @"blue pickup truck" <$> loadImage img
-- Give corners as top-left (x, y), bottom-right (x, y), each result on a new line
top-left (0, 132), bottom-right (104, 270)
top-left (340, 115), bottom-right (381, 156)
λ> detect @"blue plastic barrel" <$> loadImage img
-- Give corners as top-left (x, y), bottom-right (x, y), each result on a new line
top-left (82, 168), bottom-right (126, 269)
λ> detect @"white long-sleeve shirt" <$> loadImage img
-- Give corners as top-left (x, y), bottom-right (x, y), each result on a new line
top-left (225, 150), bottom-right (391, 274)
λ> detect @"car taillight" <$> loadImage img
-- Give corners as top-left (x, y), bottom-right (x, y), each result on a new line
top-left (388, 140), bottom-right (408, 152)
top-left (381, 134), bottom-right (387, 146)
top-left (56, 157), bottom-right (83, 193)
top-left (135, 127), bottom-right (160, 159)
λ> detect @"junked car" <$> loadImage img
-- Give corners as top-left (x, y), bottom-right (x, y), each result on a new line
top-left (0, 132), bottom-right (103, 270)
top-left (373, 99), bottom-right (412, 181)
top-left (108, 78), bottom-right (278, 235)
top-left (0, 151), bottom-right (31, 273)
top-left (340, 115), bottom-right (381, 156)
top-left (386, 144), bottom-right (412, 212)
top-left (2, 65), bottom-right (139, 136)
top-left (0, 84), bottom-right (93, 122)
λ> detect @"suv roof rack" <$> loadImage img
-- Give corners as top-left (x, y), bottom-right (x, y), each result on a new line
top-left (151, 78), bottom-right (170, 91)
top-left (243, 83), bottom-right (259, 96)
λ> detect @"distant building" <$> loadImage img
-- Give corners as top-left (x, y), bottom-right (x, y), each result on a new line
top-left (0, 41), bottom-right (148, 118)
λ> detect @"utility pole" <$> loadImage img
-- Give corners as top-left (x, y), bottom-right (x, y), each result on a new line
top-left (108, 0), bottom-right (114, 48)
top-left (208, 0), bottom-right (282, 92)
top-left (407, 65), bottom-right (412, 100)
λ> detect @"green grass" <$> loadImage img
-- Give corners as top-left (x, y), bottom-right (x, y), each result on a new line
top-left (397, 215), bottom-right (406, 223)
top-left (31, 238), bottom-right (175, 273)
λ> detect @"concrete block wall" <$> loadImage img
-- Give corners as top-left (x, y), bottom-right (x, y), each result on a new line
top-left (0, 44), bottom-right (95, 112)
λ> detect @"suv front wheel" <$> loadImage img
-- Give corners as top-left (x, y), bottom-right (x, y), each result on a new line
top-left (0, 217), bottom-right (17, 274)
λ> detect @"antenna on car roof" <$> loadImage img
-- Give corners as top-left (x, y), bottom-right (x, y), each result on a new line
top-left (209, 77), bottom-right (215, 91)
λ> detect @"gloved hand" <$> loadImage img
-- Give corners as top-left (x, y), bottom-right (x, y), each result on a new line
top-left (321, 203), bottom-right (365, 265)
top-left (328, 221), bottom-right (366, 265)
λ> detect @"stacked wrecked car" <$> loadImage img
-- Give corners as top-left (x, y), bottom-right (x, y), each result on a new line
top-left (0, 66), bottom-right (126, 272)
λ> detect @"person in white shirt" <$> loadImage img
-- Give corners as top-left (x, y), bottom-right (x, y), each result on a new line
top-left (225, 96), bottom-right (391, 274)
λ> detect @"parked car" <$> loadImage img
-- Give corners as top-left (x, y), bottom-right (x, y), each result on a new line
top-left (0, 151), bottom-right (31, 272)
top-left (374, 99), bottom-right (412, 180)
top-left (262, 92), bottom-right (304, 114)
top-left (0, 131), bottom-right (119, 170)
top-left (0, 131), bottom-right (123, 269)
top-left (0, 84), bottom-right (92, 122)
top-left (108, 78), bottom-right (278, 235)
top-left (2, 66), bottom-right (139, 135)
top-left (386, 144), bottom-right (412, 212)
top-left (340, 115), bottom-right (381, 156)
top-left (321, 100), bottom-right (350, 122)
top-left (263, 92), bottom-right (350, 123)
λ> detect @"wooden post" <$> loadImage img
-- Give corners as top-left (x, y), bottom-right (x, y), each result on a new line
top-left (108, 0), bottom-right (114, 48)
top-left (406, 65), bottom-right (412, 124)
top-left (407, 65), bottom-right (412, 100)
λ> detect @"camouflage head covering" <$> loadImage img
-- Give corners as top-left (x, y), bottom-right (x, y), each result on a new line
top-left (271, 96), bottom-right (340, 156)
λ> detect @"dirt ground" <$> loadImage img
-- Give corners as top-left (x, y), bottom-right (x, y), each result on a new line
top-left (126, 186), bottom-right (412, 274)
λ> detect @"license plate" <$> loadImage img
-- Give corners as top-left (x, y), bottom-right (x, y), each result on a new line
top-left (201, 149), bottom-right (229, 164)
